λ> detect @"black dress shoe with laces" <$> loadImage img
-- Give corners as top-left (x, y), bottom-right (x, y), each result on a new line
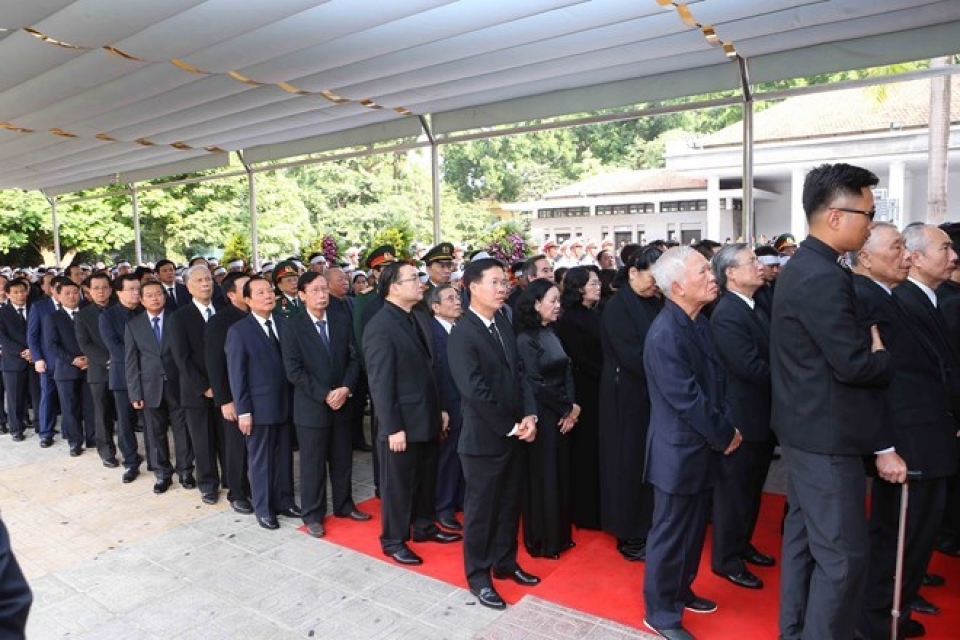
top-left (438, 515), bottom-right (463, 531)
top-left (492, 567), bottom-right (540, 585)
top-left (305, 522), bottom-right (325, 538)
top-left (122, 468), bottom-right (139, 484)
top-left (102, 458), bottom-right (119, 468)
top-left (643, 619), bottom-right (695, 640)
top-left (742, 549), bottom-right (776, 567)
top-left (69, 446), bottom-right (83, 457)
top-left (179, 474), bottom-right (197, 489)
top-left (714, 569), bottom-right (763, 589)
top-left (902, 618), bottom-right (926, 638)
top-left (684, 596), bottom-right (717, 613)
top-left (922, 572), bottom-right (945, 587)
top-left (40, 438), bottom-right (53, 448)
top-left (230, 499), bottom-right (254, 515)
top-left (909, 595), bottom-right (940, 615)
top-left (335, 509), bottom-right (372, 521)
top-left (385, 546), bottom-right (422, 565)
top-left (412, 530), bottom-right (462, 544)
top-left (11, 432), bottom-right (25, 442)
top-left (277, 505), bottom-right (302, 518)
top-left (201, 492), bottom-right (218, 505)
top-left (258, 516), bottom-right (280, 530)
top-left (471, 586), bottom-right (506, 610)
top-left (153, 478), bottom-right (172, 494)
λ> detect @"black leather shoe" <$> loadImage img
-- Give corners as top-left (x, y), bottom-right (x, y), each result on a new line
top-left (909, 595), bottom-right (940, 615)
top-left (277, 505), bottom-right (302, 518)
top-left (336, 509), bottom-right (372, 522)
top-left (935, 538), bottom-right (960, 556)
top-left (902, 618), bottom-right (926, 638)
top-left (0, 424), bottom-right (8, 434)
top-left (179, 474), bottom-right (197, 489)
top-left (354, 442), bottom-right (373, 452)
top-left (684, 596), bottom-right (718, 613)
top-left (471, 586), bottom-right (506, 610)
top-left (11, 432), bottom-right (25, 442)
top-left (715, 569), bottom-right (763, 589)
top-left (102, 458), bottom-right (119, 468)
top-left (922, 572), bottom-right (945, 587)
top-left (40, 438), bottom-right (53, 448)
top-left (85, 439), bottom-right (96, 449)
top-left (305, 522), bottom-right (325, 538)
top-left (69, 446), bottom-right (83, 457)
top-left (438, 515), bottom-right (463, 531)
top-left (230, 499), bottom-right (254, 515)
top-left (412, 530), bottom-right (462, 544)
top-left (643, 619), bottom-right (695, 640)
top-left (258, 516), bottom-right (280, 530)
top-left (385, 546), bottom-right (422, 565)
top-left (122, 468), bottom-right (139, 484)
top-left (493, 567), bottom-right (540, 585)
top-left (153, 478), bottom-right (172, 494)
top-left (201, 492), bottom-right (218, 505)
top-left (618, 544), bottom-right (646, 562)
top-left (742, 550), bottom-right (776, 567)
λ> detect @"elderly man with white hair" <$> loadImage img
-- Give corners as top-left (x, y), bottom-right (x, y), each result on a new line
top-left (641, 246), bottom-right (741, 640)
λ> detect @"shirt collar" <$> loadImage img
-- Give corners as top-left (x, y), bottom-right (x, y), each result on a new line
top-left (469, 307), bottom-right (495, 328)
top-left (435, 317), bottom-right (455, 334)
top-left (727, 289), bottom-right (755, 309)
top-left (908, 277), bottom-right (938, 307)
top-left (192, 298), bottom-right (214, 317)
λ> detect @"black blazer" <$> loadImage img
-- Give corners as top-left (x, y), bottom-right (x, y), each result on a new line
top-left (771, 236), bottom-right (892, 455)
top-left (282, 309), bottom-right (360, 428)
top-left (362, 302), bottom-right (442, 443)
top-left (74, 303), bottom-right (111, 385)
top-left (225, 313), bottom-right (290, 425)
top-left (448, 309), bottom-right (536, 456)
top-left (168, 303), bottom-right (213, 408)
top-left (162, 282), bottom-right (192, 314)
top-left (855, 275), bottom-right (957, 478)
top-left (429, 318), bottom-right (462, 425)
top-left (100, 303), bottom-right (141, 392)
top-left (125, 311), bottom-right (179, 408)
top-left (204, 304), bottom-right (246, 408)
top-left (709, 291), bottom-right (771, 442)
top-left (0, 303), bottom-right (31, 372)
top-left (44, 309), bottom-right (86, 382)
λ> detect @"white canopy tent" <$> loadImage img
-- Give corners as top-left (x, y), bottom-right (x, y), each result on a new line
top-left (1, 0), bottom-right (959, 265)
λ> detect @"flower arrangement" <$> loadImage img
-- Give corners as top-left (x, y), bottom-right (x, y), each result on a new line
top-left (321, 234), bottom-right (339, 264)
top-left (480, 221), bottom-right (532, 264)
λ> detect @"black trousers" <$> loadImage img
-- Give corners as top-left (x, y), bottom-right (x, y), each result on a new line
top-left (460, 445), bottom-right (523, 591)
top-left (245, 421), bottom-right (295, 519)
top-left (36, 370), bottom-right (58, 438)
top-left (779, 445), bottom-right (869, 640)
top-left (2, 369), bottom-right (38, 436)
top-left (711, 437), bottom-right (775, 575)
top-left (858, 477), bottom-right (947, 640)
top-left (112, 390), bottom-right (141, 470)
top-left (88, 381), bottom-right (116, 462)
top-left (55, 378), bottom-right (86, 448)
top-left (435, 421), bottom-right (465, 518)
top-left (297, 414), bottom-right (355, 525)
top-left (183, 401), bottom-right (221, 496)
top-left (349, 372), bottom-right (369, 447)
top-left (144, 384), bottom-right (193, 481)
top-left (379, 439), bottom-right (439, 553)
top-left (0, 518), bottom-right (31, 640)
top-left (219, 415), bottom-right (250, 503)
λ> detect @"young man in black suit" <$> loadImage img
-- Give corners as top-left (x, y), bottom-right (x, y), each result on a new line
top-left (448, 258), bottom-right (539, 610)
top-left (74, 272), bottom-right (117, 467)
top-left (0, 278), bottom-right (40, 442)
top-left (772, 163), bottom-right (902, 640)
top-left (203, 272), bottom-right (253, 515)
top-left (156, 259), bottom-right (191, 313)
top-left (709, 244), bottom-right (776, 592)
top-left (364, 262), bottom-right (460, 566)
top-left (853, 222), bottom-right (958, 640)
top-left (282, 271), bottom-right (369, 539)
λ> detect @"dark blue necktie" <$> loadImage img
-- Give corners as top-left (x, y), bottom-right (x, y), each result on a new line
top-left (316, 320), bottom-right (331, 354)
top-left (152, 316), bottom-right (161, 343)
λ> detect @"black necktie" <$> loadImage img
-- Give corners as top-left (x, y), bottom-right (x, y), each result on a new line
top-left (18, 307), bottom-right (26, 324)
top-left (489, 321), bottom-right (507, 358)
top-left (168, 287), bottom-right (176, 303)
top-left (265, 319), bottom-right (280, 349)
top-left (754, 304), bottom-right (770, 333)
top-left (316, 320), bottom-right (331, 354)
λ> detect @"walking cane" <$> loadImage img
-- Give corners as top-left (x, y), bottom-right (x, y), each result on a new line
top-left (891, 470), bottom-right (922, 640)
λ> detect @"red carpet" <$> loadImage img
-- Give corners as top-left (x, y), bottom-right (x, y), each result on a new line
top-left (307, 494), bottom-right (960, 638)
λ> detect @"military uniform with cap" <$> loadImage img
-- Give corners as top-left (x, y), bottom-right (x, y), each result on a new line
top-left (273, 261), bottom-right (303, 319)
top-left (417, 242), bottom-right (455, 314)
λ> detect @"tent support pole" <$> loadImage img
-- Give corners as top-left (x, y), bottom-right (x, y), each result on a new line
top-left (420, 116), bottom-right (441, 243)
top-left (738, 55), bottom-right (755, 243)
top-left (41, 191), bottom-right (62, 268)
top-left (129, 184), bottom-right (142, 265)
top-left (237, 151), bottom-right (259, 270)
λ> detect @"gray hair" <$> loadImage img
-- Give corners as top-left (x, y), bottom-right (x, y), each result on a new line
top-left (427, 283), bottom-right (455, 312)
top-left (651, 246), bottom-right (697, 299)
top-left (711, 243), bottom-right (749, 290)
top-left (902, 222), bottom-right (933, 254)
top-left (850, 221), bottom-right (899, 267)
top-left (183, 263), bottom-right (210, 283)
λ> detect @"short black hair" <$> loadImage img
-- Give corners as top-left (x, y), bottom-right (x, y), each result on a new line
top-left (297, 270), bottom-right (325, 292)
top-left (221, 271), bottom-right (247, 295)
top-left (513, 279), bottom-right (558, 333)
top-left (155, 259), bottom-right (175, 272)
top-left (133, 266), bottom-right (153, 280)
top-left (88, 271), bottom-right (111, 287)
top-left (754, 245), bottom-right (779, 258)
top-left (140, 280), bottom-right (165, 296)
top-left (619, 243), bottom-right (642, 265)
top-left (56, 280), bottom-right (79, 294)
top-left (521, 254), bottom-right (548, 280)
top-left (802, 163), bottom-right (879, 220)
top-left (561, 265), bottom-right (599, 309)
top-left (377, 261), bottom-right (408, 298)
top-left (625, 245), bottom-right (663, 272)
top-left (114, 273), bottom-right (140, 292)
top-left (462, 257), bottom-right (504, 290)
top-left (242, 275), bottom-right (268, 299)
top-left (4, 277), bottom-right (28, 294)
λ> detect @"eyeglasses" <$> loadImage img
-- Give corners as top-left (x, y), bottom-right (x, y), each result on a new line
top-left (395, 276), bottom-right (421, 285)
top-left (833, 207), bottom-right (876, 221)
top-left (585, 280), bottom-right (602, 287)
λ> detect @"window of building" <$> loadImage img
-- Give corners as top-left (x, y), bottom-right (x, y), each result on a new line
top-left (537, 206), bottom-right (589, 219)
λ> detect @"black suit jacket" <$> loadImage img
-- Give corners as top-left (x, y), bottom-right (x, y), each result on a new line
top-left (168, 303), bottom-right (213, 408)
top-left (282, 309), bottom-right (360, 428)
top-left (44, 309), bottom-right (86, 382)
top-left (204, 304), bottom-right (246, 408)
top-left (363, 301), bottom-right (442, 442)
top-left (74, 303), bottom-right (110, 384)
top-left (429, 318), bottom-right (462, 425)
top-left (448, 308), bottom-right (536, 456)
top-left (0, 304), bottom-right (31, 372)
top-left (855, 275), bottom-right (957, 478)
top-left (100, 303), bottom-right (141, 391)
top-left (709, 291), bottom-right (771, 442)
top-left (771, 236), bottom-right (892, 455)
top-left (226, 314), bottom-right (290, 425)
top-left (124, 311), bottom-right (178, 408)
top-left (162, 282), bottom-right (192, 314)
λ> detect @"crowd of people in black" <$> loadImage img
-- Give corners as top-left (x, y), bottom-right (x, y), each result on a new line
top-left (2, 163), bottom-right (959, 640)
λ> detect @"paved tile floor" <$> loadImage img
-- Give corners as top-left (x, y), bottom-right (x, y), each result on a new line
top-left (2, 428), bottom-right (654, 639)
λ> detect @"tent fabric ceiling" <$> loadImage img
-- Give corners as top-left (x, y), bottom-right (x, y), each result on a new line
top-left (0, 0), bottom-right (958, 193)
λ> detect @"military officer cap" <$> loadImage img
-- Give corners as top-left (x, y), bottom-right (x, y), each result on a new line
top-left (423, 242), bottom-right (455, 265)
top-left (365, 245), bottom-right (398, 270)
top-left (774, 233), bottom-right (798, 253)
top-left (273, 260), bottom-right (299, 284)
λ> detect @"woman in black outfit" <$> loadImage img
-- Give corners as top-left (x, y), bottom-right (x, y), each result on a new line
top-left (515, 279), bottom-right (580, 558)
top-left (598, 246), bottom-right (663, 561)
top-left (556, 266), bottom-right (603, 530)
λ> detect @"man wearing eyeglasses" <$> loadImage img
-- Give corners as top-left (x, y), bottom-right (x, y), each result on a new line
top-left (771, 163), bottom-right (900, 640)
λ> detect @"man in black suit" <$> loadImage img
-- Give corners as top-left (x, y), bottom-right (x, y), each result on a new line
top-left (428, 284), bottom-right (465, 532)
top-left (709, 244), bottom-right (776, 591)
top-left (853, 222), bottom-right (958, 640)
top-left (772, 163), bottom-right (901, 640)
top-left (364, 262), bottom-right (460, 565)
top-left (0, 516), bottom-right (31, 638)
top-left (99, 274), bottom-right (144, 483)
top-left (448, 258), bottom-right (539, 610)
top-left (74, 272), bottom-right (117, 467)
top-left (204, 272), bottom-right (253, 515)
top-left (125, 281), bottom-right (194, 494)
top-left (156, 259), bottom-right (191, 313)
top-left (44, 280), bottom-right (92, 457)
top-left (226, 277), bottom-right (300, 530)
top-left (282, 271), bottom-right (369, 538)
top-left (168, 264), bottom-right (223, 505)
top-left (27, 272), bottom-right (60, 446)
top-left (0, 278), bottom-right (39, 442)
